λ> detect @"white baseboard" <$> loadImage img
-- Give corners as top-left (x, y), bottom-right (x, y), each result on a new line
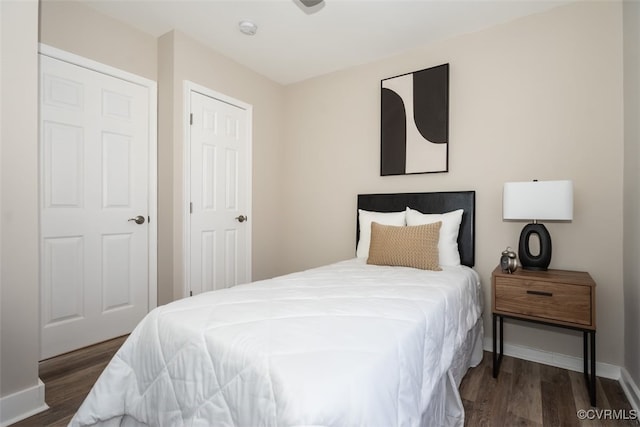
top-left (620, 368), bottom-right (640, 412)
top-left (0, 379), bottom-right (48, 427)
top-left (484, 338), bottom-right (620, 379)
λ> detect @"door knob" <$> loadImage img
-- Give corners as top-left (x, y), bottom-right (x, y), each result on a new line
top-left (128, 215), bottom-right (146, 225)
top-left (235, 215), bottom-right (247, 223)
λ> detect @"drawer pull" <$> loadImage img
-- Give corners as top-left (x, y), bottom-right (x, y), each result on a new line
top-left (527, 290), bottom-right (553, 297)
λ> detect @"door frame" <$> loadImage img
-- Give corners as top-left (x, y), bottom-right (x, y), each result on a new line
top-left (38, 44), bottom-right (158, 313)
top-left (183, 81), bottom-right (253, 298)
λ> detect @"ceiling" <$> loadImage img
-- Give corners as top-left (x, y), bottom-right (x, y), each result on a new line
top-left (78, 0), bottom-right (572, 85)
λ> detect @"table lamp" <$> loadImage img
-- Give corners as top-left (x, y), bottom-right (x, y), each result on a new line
top-left (503, 180), bottom-right (573, 270)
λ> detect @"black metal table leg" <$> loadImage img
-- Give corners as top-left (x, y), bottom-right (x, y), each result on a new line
top-left (583, 331), bottom-right (596, 406)
top-left (500, 315), bottom-right (503, 356)
top-left (493, 314), bottom-right (503, 378)
top-left (590, 331), bottom-right (596, 406)
top-left (583, 331), bottom-right (588, 377)
top-left (492, 313), bottom-right (497, 377)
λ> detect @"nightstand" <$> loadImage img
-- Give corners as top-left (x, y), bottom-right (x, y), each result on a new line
top-left (491, 265), bottom-right (597, 406)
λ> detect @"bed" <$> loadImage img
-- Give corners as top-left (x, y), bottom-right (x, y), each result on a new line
top-left (71, 191), bottom-right (483, 427)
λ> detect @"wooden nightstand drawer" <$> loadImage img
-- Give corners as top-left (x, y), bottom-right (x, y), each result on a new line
top-left (494, 277), bottom-right (592, 326)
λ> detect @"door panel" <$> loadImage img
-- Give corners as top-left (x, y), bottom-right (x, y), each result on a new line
top-left (189, 90), bottom-right (250, 296)
top-left (40, 54), bottom-right (151, 359)
top-left (43, 122), bottom-right (84, 208)
top-left (42, 236), bottom-right (84, 324)
top-left (102, 233), bottom-right (133, 311)
top-left (102, 132), bottom-right (132, 207)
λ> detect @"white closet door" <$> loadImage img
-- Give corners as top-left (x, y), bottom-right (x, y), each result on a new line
top-left (40, 54), bottom-right (151, 359)
top-left (188, 90), bottom-right (251, 295)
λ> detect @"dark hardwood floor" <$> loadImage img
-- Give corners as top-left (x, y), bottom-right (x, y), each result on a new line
top-left (460, 352), bottom-right (639, 427)
top-left (11, 339), bottom-right (639, 426)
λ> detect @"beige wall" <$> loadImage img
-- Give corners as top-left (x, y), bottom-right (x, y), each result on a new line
top-left (0, 0), bottom-right (41, 407)
top-left (157, 32), bottom-right (175, 305)
top-left (282, 1), bottom-right (625, 365)
top-left (39, 0), bottom-right (157, 81)
top-left (623, 0), bottom-right (640, 386)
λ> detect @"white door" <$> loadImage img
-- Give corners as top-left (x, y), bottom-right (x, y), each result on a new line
top-left (39, 53), bottom-right (154, 359)
top-left (188, 88), bottom-right (251, 296)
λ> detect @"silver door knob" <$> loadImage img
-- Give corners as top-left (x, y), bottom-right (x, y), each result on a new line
top-left (235, 215), bottom-right (247, 223)
top-left (128, 215), bottom-right (145, 225)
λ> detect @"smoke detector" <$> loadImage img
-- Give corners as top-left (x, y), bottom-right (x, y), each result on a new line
top-left (239, 20), bottom-right (258, 36)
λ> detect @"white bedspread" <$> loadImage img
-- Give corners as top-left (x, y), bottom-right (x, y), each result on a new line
top-left (71, 258), bottom-right (482, 427)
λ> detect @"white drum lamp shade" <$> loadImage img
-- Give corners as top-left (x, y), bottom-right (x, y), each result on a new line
top-left (503, 180), bottom-right (573, 270)
top-left (503, 180), bottom-right (573, 221)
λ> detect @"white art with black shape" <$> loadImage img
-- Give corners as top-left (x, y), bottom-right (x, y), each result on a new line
top-left (381, 63), bottom-right (449, 175)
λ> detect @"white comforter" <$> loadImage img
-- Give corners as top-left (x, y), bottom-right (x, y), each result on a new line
top-left (71, 259), bottom-right (482, 427)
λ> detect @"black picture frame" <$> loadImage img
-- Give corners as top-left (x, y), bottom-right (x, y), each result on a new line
top-left (380, 63), bottom-right (449, 176)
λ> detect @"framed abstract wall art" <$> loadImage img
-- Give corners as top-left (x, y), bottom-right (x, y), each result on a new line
top-left (380, 63), bottom-right (449, 175)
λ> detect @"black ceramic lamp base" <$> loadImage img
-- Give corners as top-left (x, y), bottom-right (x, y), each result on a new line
top-left (518, 223), bottom-right (552, 271)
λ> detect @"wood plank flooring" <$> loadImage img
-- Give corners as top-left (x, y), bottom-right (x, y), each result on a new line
top-left (11, 339), bottom-right (639, 426)
top-left (460, 352), bottom-right (639, 426)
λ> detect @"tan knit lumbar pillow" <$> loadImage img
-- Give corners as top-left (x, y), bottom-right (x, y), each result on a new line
top-left (367, 221), bottom-right (442, 271)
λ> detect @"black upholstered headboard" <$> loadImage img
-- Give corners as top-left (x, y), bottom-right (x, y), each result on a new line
top-left (357, 191), bottom-right (476, 267)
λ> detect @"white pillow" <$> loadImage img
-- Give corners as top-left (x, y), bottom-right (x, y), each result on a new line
top-left (356, 209), bottom-right (406, 258)
top-left (405, 207), bottom-right (463, 266)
